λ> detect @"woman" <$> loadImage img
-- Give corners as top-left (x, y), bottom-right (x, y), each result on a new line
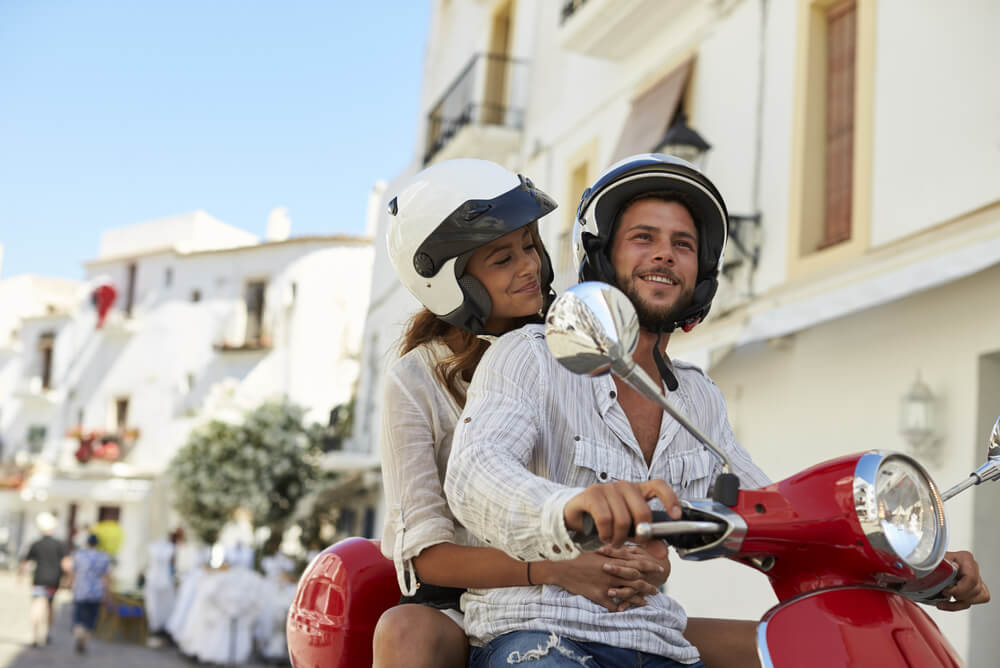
top-left (374, 159), bottom-right (670, 667)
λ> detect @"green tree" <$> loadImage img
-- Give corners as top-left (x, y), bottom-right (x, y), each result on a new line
top-left (168, 400), bottom-right (331, 544)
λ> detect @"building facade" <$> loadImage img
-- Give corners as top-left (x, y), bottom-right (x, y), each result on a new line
top-left (353, 0), bottom-right (1000, 662)
top-left (1, 211), bottom-right (372, 586)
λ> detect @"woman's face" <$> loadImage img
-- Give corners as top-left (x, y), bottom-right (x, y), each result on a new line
top-left (464, 226), bottom-right (543, 334)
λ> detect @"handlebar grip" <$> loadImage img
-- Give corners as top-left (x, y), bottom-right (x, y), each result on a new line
top-left (577, 510), bottom-right (674, 542)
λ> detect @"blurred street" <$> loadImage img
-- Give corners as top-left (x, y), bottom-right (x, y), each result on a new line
top-left (0, 571), bottom-right (273, 668)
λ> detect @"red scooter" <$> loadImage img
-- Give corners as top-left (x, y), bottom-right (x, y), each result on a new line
top-left (286, 281), bottom-right (998, 667)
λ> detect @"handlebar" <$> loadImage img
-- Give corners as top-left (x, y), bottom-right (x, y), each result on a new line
top-left (576, 510), bottom-right (727, 549)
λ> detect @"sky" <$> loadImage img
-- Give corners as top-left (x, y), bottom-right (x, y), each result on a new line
top-left (0, 0), bottom-right (430, 280)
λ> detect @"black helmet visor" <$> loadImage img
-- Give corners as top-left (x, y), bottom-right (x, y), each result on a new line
top-left (412, 175), bottom-right (557, 279)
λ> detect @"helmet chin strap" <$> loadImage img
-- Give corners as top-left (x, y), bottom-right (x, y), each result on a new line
top-left (652, 329), bottom-right (679, 392)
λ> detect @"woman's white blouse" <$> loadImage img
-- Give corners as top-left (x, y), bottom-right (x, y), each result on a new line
top-left (379, 340), bottom-right (470, 596)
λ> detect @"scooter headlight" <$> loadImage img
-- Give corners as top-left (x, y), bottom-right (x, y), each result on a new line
top-left (854, 453), bottom-right (947, 574)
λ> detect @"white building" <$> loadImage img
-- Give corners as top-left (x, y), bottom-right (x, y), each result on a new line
top-left (353, 0), bottom-right (1000, 662)
top-left (1, 210), bottom-right (373, 586)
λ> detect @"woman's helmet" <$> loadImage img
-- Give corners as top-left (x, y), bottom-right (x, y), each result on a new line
top-left (387, 158), bottom-right (557, 333)
top-left (574, 153), bottom-right (729, 332)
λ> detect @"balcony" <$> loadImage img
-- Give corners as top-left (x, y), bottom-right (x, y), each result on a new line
top-left (423, 53), bottom-right (528, 165)
top-left (559, 0), bottom-right (706, 61)
top-left (64, 427), bottom-right (140, 466)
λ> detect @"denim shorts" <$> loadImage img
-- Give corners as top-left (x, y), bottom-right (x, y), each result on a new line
top-left (469, 631), bottom-right (706, 668)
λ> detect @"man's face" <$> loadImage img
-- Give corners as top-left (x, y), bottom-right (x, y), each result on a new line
top-left (608, 198), bottom-right (699, 331)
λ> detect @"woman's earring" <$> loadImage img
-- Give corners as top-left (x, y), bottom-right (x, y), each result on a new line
top-left (538, 307), bottom-right (545, 318)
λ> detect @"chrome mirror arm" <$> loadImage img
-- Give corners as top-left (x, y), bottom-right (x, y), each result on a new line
top-left (941, 416), bottom-right (1000, 502)
top-left (612, 357), bottom-right (734, 475)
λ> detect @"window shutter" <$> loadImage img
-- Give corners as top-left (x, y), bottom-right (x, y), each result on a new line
top-left (822, 0), bottom-right (856, 248)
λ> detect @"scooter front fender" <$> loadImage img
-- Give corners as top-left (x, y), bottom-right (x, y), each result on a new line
top-left (757, 588), bottom-right (962, 667)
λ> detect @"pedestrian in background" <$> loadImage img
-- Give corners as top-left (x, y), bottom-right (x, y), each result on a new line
top-left (18, 511), bottom-right (67, 648)
top-left (66, 533), bottom-right (112, 654)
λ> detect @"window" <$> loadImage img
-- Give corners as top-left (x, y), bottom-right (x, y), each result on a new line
top-left (362, 506), bottom-right (376, 539)
top-left (788, 0), bottom-right (873, 276)
top-left (483, 0), bottom-right (514, 125)
top-left (164, 267), bottom-right (173, 287)
top-left (244, 280), bottom-right (267, 345)
top-left (97, 506), bottom-right (121, 523)
top-left (114, 396), bottom-right (129, 432)
top-left (38, 332), bottom-right (55, 390)
top-left (822, 0), bottom-right (856, 248)
top-left (26, 425), bottom-right (46, 454)
top-left (190, 289), bottom-right (201, 303)
top-left (337, 507), bottom-right (357, 536)
top-left (124, 263), bottom-right (137, 317)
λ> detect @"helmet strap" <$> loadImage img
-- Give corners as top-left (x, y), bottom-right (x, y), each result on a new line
top-left (652, 329), bottom-right (679, 392)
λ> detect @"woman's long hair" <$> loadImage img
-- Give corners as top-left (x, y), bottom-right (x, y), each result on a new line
top-left (400, 224), bottom-right (552, 407)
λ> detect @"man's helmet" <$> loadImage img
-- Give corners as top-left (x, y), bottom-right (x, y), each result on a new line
top-left (387, 158), bottom-right (557, 333)
top-left (574, 153), bottom-right (728, 332)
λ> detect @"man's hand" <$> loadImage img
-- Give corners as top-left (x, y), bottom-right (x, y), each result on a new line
top-left (937, 550), bottom-right (990, 611)
top-left (564, 479), bottom-right (681, 547)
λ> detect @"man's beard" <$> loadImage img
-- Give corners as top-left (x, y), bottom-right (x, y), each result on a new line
top-left (619, 276), bottom-right (695, 332)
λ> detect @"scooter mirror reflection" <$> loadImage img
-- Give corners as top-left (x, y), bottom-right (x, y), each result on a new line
top-left (544, 281), bottom-right (639, 377)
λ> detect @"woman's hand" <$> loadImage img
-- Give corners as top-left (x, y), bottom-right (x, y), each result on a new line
top-left (538, 541), bottom-right (670, 612)
top-left (597, 540), bottom-right (671, 588)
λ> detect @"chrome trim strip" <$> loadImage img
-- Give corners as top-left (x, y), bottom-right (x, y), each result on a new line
top-left (673, 500), bottom-right (748, 560)
top-left (756, 619), bottom-right (774, 668)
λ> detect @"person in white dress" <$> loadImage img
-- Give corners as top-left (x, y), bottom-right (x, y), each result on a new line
top-left (144, 532), bottom-right (178, 635)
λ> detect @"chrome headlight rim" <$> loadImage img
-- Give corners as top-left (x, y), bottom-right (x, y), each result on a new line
top-left (853, 451), bottom-right (947, 577)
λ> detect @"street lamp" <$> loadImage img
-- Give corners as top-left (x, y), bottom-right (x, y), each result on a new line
top-left (653, 112), bottom-right (712, 167)
top-left (899, 372), bottom-right (940, 464)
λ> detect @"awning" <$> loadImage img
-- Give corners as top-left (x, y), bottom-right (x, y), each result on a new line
top-left (611, 60), bottom-right (692, 162)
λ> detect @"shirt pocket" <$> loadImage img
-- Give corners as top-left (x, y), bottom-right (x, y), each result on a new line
top-left (666, 448), bottom-right (717, 497)
top-left (573, 438), bottom-right (633, 483)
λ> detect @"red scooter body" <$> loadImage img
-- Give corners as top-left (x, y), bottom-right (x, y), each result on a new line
top-left (286, 453), bottom-right (965, 667)
top-left (286, 537), bottom-right (400, 668)
top-left (759, 588), bottom-right (961, 667)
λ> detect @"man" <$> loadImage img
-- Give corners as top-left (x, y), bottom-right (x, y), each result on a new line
top-left (19, 512), bottom-right (67, 648)
top-left (445, 154), bottom-right (989, 667)
top-left (67, 533), bottom-right (112, 654)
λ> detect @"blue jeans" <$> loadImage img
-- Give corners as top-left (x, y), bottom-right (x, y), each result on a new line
top-left (469, 631), bottom-right (706, 667)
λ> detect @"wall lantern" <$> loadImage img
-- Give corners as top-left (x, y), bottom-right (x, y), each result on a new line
top-left (899, 372), bottom-right (939, 463)
top-left (654, 112), bottom-right (712, 167)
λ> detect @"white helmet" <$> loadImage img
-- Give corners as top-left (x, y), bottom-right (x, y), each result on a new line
top-left (386, 159), bottom-right (557, 333)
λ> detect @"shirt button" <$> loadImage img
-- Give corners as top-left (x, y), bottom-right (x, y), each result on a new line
top-left (552, 545), bottom-right (561, 554)
top-left (565, 544), bottom-right (573, 551)
top-left (464, 417), bottom-right (471, 423)
top-left (609, 391), bottom-right (617, 399)
top-left (574, 435), bottom-right (581, 441)
top-left (599, 472), bottom-right (608, 480)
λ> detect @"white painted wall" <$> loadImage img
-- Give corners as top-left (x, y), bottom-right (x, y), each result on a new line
top-left (871, 0), bottom-right (1000, 246)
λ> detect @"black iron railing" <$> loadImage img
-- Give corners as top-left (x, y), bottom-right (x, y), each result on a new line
top-left (560, 0), bottom-right (590, 24)
top-left (423, 53), bottom-right (528, 164)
